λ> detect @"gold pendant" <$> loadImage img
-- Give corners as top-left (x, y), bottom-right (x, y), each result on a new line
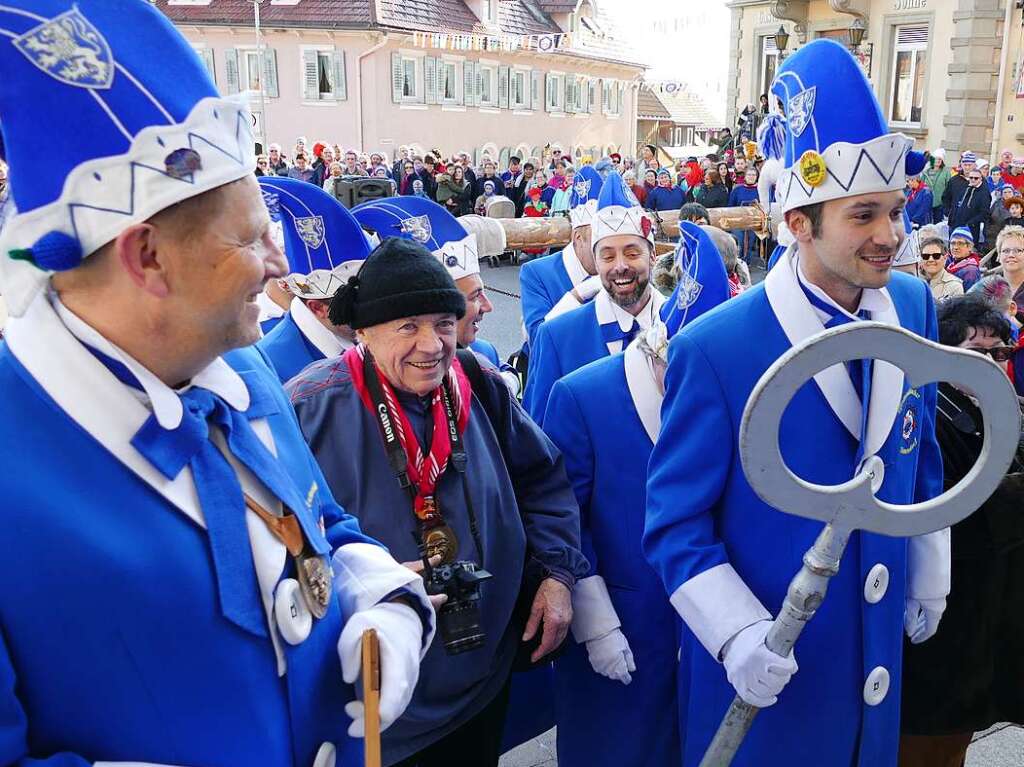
top-left (424, 524), bottom-right (459, 564)
top-left (296, 552), bottom-right (333, 620)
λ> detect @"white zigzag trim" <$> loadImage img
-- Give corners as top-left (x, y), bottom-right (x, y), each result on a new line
top-left (591, 204), bottom-right (655, 249)
top-left (569, 198), bottom-right (598, 229)
top-left (0, 94), bottom-right (255, 316)
top-left (778, 132), bottom-right (911, 213)
top-left (435, 233), bottom-right (480, 280)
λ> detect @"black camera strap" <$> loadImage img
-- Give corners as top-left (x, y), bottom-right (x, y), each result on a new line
top-left (441, 376), bottom-right (485, 566)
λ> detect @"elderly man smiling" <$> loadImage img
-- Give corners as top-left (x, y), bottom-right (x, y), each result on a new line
top-left (287, 237), bottom-right (587, 767)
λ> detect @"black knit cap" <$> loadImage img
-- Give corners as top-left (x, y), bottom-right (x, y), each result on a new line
top-left (329, 237), bottom-right (466, 329)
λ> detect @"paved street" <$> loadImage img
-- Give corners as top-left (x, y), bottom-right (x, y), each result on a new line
top-left (498, 720), bottom-right (1024, 765)
top-left (477, 257), bottom-right (528, 362)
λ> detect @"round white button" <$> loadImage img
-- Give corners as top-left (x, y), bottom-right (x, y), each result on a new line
top-left (274, 578), bottom-right (312, 646)
top-left (861, 455), bottom-right (885, 493)
top-left (312, 742), bottom-right (336, 767)
top-left (863, 666), bottom-right (890, 706)
top-left (864, 564), bottom-right (890, 604)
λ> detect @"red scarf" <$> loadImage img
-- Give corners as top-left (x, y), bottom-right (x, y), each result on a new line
top-left (948, 254), bottom-right (980, 274)
top-left (344, 345), bottom-right (471, 520)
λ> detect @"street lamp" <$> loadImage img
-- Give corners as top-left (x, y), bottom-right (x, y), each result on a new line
top-left (253, 0), bottom-right (269, 149)
top-left (774, 25), bottom-right (790, 60)
top-left (848, 17), bottom-right (867, 49)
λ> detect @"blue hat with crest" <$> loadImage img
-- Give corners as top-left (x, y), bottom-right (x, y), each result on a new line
top-left (258, 176), bottom-right (371, 300)
top-left (350, 196), bottom-right (479, 280)
top-left (660, 221), bottom-right (732, 337)
top-left (759, 39), bottom-right (921, 214)
top-left (568, 165), bottom-right (603, 228)
top-left (0, 0), bottom-right (257, 316)
top-left (591, 170), bottom-right (654, 250)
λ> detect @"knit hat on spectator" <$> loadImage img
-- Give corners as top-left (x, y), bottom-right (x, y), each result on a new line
top-left (329, 237), bottom-right (466, 329)
top-left (950, 227), bottom-right (974, 245)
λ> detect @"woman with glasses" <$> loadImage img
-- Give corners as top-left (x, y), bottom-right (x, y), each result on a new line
top-left (996, 226), bottom-right (1024, 312)
top-left (900, 293), bottom-right (1024, 767)
top-left (918, 232), bottom-right (964, 301)
top-left (254, 154), bottom-right (269, 177)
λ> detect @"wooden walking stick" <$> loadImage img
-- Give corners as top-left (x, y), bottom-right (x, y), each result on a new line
top-left (362, 628), bottom-right (382, 767)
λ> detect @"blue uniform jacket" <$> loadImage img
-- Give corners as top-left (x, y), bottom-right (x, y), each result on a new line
top-left (519, 250), bottom-right (574, 352)
top-left (257, 310), bottom-right (326, 384)
top-left (0, 310), bottom-right (384, 766)
top-left (523, 300), bottom-right (608, 424)
top-left (543, 348), bottom-right (682, 767)
top-left (469, 337), bottom-right (501, 366)
top-left (906, 187), bottom-right (934, 229)
top-left (644, 262), bottom-right (944, 767)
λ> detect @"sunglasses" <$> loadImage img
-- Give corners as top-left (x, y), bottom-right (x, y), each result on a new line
top-left (966, 345), bottom-right (1015, 362)
top-left (920, 251), bottom-right (946, 261)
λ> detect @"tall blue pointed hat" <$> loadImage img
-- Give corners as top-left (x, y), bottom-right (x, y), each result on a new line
top-left (350, 196), bottom-right (479, 281)
top-left (659, 221), bottom-right (732, 337)
top-left (0, 1), bottom-right (256, 316)
top-left (761, 39), bottom-right (925, 214)
top-left (568, 165), bottom-right (603, 228)
top-left (258, 176), bottom-right (371, 300)
top-left (590, 170), bottom-right (655, 250)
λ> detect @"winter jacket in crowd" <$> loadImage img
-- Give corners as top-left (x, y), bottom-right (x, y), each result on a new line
top-left (905, 185), bottom-right (934, 229)
top-left (694, 182), bottom-right (729, 209)
top-left (949, 184), bottom-right (992, 245)
top-left (645, 185), bottom-right (687, 212)
top-left (727, 183), bottom-right (759, 208)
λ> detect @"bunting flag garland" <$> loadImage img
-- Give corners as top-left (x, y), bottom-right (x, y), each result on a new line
top-left (411, 30), bottom-right (571, 52)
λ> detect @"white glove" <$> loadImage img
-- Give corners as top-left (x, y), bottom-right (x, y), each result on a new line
top-left (904, 597), bottom-right (946, 644)
top-left (722, 620), bottom-right (798, 708)
top-left (338, 602), bottom-right (424, 737)
top-left (585, 628), bottom-right (636, 685)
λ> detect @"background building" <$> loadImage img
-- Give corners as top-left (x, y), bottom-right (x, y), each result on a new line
top-left (158, 0), bottom-right (645, 165)
top-left (637, 83), bottom-right (721, 156)
top-left (725, 0), bottom-right (1024, 158)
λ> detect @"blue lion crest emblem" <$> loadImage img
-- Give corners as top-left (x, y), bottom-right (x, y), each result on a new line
top-left (787, 87), bottom-right (816, 139)
top-left (573, 178), bottom-right (592, 202)
top-left (14, 8), bottom-right (114, 90)
top-left (294, 215), bottom-right (325, 250)
top-left (399, 215), bottom-right (432, 245)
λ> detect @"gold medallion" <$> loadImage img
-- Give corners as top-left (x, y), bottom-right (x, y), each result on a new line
top-left (296, 552), bottom-right (333, 620)
top-left (798, 150), bottom-right (827, 187)
top-left (424, 524), bottom-right (459, 564)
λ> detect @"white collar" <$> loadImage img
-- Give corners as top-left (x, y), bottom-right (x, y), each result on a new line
top-left (794, 256), bottom-right (891, 324)
top-left (255, 290), bottom-right (286, 324)
top-left (623, 340), bottom-right (663, 444)
top-left (764, 245), bottom-right (904, 464)
top-left (594, 287), bottom-right (665, 333)
top-left (289, 296), bottom-right (351, 359)
top-left (53, 293), bottom-right (249, 430)
top-left (561, 241), bottom-right (589, 287)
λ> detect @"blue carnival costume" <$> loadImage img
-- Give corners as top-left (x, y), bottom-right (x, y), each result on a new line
top-left (518, 166), bottom-right (603, 352)
top-left (0, 4), bottom-right (431, 765)
top-left (256, 177), bottom-right (369, 384)
top-left (544, 224), bottom-right (731, 767)
top-left (643, 40), bottom-right (949, 767)
top-left (524, 172), bottom-right (664, 424)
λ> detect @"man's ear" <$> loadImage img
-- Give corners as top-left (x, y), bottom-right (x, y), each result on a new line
top-left (785, 209), bottom-right (813, 244)
top-left (114, 223), bottom-right (171, 298)
top-left (306, 298), bottom-right (331, 321)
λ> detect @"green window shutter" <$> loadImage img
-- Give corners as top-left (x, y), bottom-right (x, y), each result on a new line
top-left (531, 70), bottom-right (541, 110)
top-left (333, 50), bottom-right (347, 100)
top-left (588, 78), bottom-right (597, 113)
top-left (601, 79), bottom-right (609, 114)
top-left (425, 56), bottom-right (437, 105)
top-left (200, 48), bottom-right (216, 86)
top-left (498, 65), bottom-right (509, 109)
top-left (303, 49), bottom-right (319, 100)
top-left (262, 47), bottom-right (279, 98)
top-left (565, 75), bottom-right (575, 113)
top-left (391, 52), bottom-right (404, 103)
top-left (463, 61), bottom-right (474, 106)
top-left (224, 48), bottom-right (240, 95)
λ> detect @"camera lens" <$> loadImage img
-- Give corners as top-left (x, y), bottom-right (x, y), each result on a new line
top-left (439, 596), bottom-right (487, 655)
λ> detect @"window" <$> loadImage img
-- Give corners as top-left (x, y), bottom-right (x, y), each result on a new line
top-left (244, 50), bottom-right (262, 91)
top-left (889, 24), bottom-right (928, 126)
top-left (439, 61), bottom-right (458, 102)
top-left (479, 65), bottom-right (497, 106)
top-left (602, 79), bottom-right (621, 115)
top-left (546, 72), bottom-right (565, 112)
top-left (482, 0), bottom-right (491, 22)
top-left (511, 69), bottom-right (528, 109)
top-left (191, 45), bottom-right (216, 85)
top-left (303, 48), bottom-right (346, 101)
top-left (760, 36), bottom-right (778, 102)
top-left (403, 58), bottom-right (418, 98)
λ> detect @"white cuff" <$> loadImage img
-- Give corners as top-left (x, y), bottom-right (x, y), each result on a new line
top-left (333, 541), bottom-right (432, 618)
top-left (669, 563), bottom-right (771, 660)
top-left (907, 529), bottom-right (951, 600)
top-left (571, 575), bottom-right (622, 643)
top-left (500, 370), bottom-right (521, 397)
top-left (544, 275), bottom-right (602, 324)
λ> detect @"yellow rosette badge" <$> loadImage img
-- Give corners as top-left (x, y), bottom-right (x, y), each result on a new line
top-left (798, 150), bottom-right (827, 187)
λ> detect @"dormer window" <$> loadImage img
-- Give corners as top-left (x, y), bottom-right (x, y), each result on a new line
top-left (480, 0), bottom-right (498, 25)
